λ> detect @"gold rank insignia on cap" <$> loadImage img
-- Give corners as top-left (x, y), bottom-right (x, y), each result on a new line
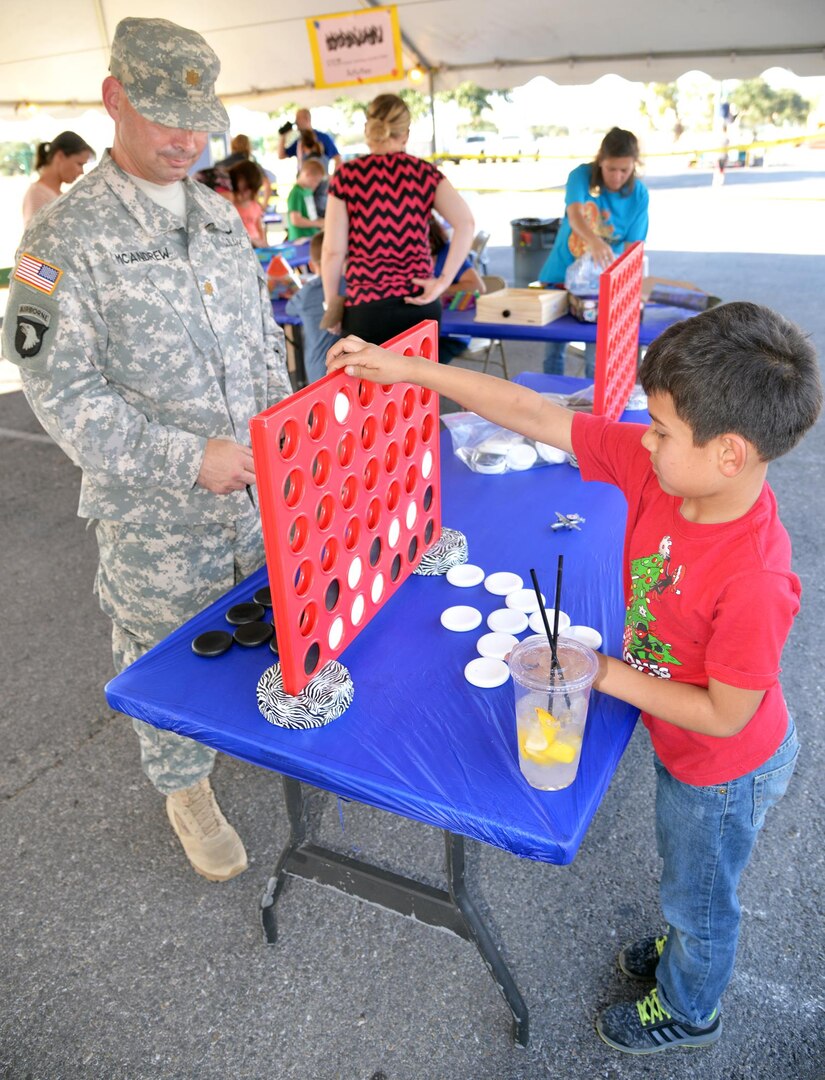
top-left (203, 281), bottom-right (214, 296)
top-left (185, 68), bottom-right (201, 87)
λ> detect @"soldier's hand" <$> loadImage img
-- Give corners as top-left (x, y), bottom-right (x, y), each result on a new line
top-left (196, 439), bottom-right (256, 494)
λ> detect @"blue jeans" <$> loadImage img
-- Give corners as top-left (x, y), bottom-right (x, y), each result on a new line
top-left (653, 717), bottom-right (799, 1026)
top-left (543, 340), bottom-right (596, 377)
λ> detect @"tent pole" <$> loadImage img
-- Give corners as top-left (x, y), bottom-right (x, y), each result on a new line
top-left (428, 69), bottom-right (437, 157)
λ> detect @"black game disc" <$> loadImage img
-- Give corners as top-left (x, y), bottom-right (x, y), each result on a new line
top-left (233, 621), bottom-right (274, 647)
top-left (226, 602), bottom-right (265, 625)
top-left (253, 586), bottom-right (272, 607)
top-left (192, 630), bottom-right (233, 657)
top-left (269, 637), bottom-right (280, 656)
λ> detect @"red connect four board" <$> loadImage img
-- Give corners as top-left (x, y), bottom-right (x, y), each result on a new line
top-left (592, 240), bottom-right (644, 420)
top-left (249, 320), bottom-right (442, 696)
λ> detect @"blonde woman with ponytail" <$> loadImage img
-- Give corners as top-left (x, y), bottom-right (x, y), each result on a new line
top-left (322, 93), bottom-right (474, 345)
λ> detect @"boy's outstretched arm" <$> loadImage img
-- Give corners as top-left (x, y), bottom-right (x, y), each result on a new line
top-left (596, 655), bottom-right (766, 738)
top-left (326, 337), bottom-right (575, 453)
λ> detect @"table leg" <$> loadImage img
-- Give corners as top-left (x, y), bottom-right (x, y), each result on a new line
top-left (260, 779), bottom-right (530, 1046)
top-left (444, 832), bottom-right (530, 1048)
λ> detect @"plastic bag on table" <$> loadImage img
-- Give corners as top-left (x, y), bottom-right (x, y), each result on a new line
top-left (442, 398), bottom-right (577, 474)
top-left (564, 253), bottom-right (603, 295)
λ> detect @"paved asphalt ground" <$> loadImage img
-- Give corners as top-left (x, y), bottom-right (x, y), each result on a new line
top-left (1, 166), bottom-right (823, 1079)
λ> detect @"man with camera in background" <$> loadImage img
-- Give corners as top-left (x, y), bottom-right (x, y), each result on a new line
top-left (277, 108), bottom-right (341, 214)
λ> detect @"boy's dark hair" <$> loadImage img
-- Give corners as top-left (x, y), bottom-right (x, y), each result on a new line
top-left (590, 127), bottom-right (640, 195)
top-left (640, 301), bottom-right (822, 461)
top-left (229, 159), bottom-right (262, 195)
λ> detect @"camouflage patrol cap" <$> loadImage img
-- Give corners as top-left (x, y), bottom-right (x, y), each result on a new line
top-left (109, 17), bottom-right (229, 132)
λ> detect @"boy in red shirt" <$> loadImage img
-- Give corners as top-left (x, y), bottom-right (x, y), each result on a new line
top-left (326, 301), bottom-right (822, 1054)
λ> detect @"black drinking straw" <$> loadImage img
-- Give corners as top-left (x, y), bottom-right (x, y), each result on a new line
top-left (529, 565), bottom-right (569, 708)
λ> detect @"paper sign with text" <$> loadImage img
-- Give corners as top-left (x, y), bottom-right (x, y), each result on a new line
top-left (306, 6), bottom-right (403, 89)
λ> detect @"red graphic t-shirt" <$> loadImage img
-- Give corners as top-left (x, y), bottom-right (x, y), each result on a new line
top-left (572, 412), bottom-right (800, 785)
top-left (328, 153), bottom-right (442, 306)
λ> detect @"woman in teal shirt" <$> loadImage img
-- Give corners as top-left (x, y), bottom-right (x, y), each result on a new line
top-left (539, 128), bottom-right (649, 376)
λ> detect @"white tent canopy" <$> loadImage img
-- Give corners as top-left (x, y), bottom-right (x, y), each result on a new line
top-left (1, 0), bottom-right (823, 116)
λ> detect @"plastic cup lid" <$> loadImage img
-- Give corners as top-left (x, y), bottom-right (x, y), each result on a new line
top-left (484, 571), bottom-right (523, 596)
top-left (561, 624), bottom-right (603, 650)
top-left (233, 621), bottom-right (275, 647)
top-left (446, 563), bottom-right (485, 588)
top-left (487, 607), bottom-right (529, 634)
top-left (440, 605), bottom-right (482, 632)
top-left (477, 631), bottom-right (519, 661)
top-left (226, 601), bottom-right (265, 625)
top-left (506, 443), bottom-right (538, 470)
top-left (528, 608), bottom-right (571, 635)
top-left (191, 630), bottom-right (233, 657)
top-left (464, 656), bottom-right (510, 688)
top-left (535, 441), bottom-right (567, 464)
top-left (505, 588), bottom-right (545, 613)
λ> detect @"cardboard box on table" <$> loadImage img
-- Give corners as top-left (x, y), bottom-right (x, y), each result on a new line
top-left (475, 287), bottom-right (568, 326)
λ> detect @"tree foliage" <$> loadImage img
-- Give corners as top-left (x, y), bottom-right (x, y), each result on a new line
top-left (728, 79), bottom-right (811, 129)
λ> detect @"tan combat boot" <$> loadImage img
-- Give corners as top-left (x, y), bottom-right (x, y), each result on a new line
top-left (166, 777), bottom-right (248, 882)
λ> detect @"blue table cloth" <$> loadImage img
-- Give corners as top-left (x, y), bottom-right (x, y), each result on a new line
top-left (105, 376), bottom-right (644, 865)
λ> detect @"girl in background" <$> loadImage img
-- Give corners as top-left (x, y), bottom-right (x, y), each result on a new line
top-left (22, 131), bottom-right (95, 227)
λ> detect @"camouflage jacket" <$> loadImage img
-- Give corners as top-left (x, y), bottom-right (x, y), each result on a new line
top-left (2, 152), bottom-right (292, 524)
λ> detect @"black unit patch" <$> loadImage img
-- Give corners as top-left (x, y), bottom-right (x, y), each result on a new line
top-left (14, 303), bottom-right (51, 359)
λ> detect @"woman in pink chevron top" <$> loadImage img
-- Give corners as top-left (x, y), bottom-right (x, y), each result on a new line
top-left (321, 93), bottom-right (475, 344)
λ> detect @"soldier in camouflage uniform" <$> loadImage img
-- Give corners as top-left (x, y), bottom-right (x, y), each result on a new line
top-left (1, 18), bottom-right (293, 882)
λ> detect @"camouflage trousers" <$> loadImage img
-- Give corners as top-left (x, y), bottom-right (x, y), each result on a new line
top-left (94, 503), bottom-right (264, 795)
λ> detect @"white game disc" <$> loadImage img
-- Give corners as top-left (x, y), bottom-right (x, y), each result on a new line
top-left (506, 588), bottom-right (545, 613)
top-left (506, 443), bottom-right (538, 471)
top-left (484, 571), bottom-right (523, 596)
top-left (464, 657), bottom-right (510, 688)
top-left (528, 608), bottom-right (571, 635)
top-left (440, 605), bottom-right (482, 632)
top-left (446, 563), bottom-right (485, 588)
top-left (487, 608), bottom-right (529, 634)
top-left (477, 632), bottom-right (519, 660)
top-left (535, 441), bottom-right (567, 464)
top-left (562, 625), bottom-right (603, 650)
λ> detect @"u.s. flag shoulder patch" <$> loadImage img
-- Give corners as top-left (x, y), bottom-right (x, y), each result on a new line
top-left (14, 252), bottom-right (63, 295)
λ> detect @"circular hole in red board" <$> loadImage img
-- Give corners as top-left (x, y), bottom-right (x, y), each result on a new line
top-left (382, 401), bottom-right (398, 435)
top-left (294, 559), bottom-right (313, 596)
top-left (369, 535), bottom-right (382, 567)
top-left (405, 464), bottom-right (418, 494)
top-left (311, 449), bottom-right (332, 486)
top-left (278, 418), bottom-right (300, 461)
top-left (361, 416), bottom-right (377, 451)
top-left (303, 641), bottom-right (321, 676)
top-left (401, 388), bottom-right (416, 420)
top-left (340, 475), bottom-right (358, 510)
top-left (338, 431), bottom-right (356, 468)
top-left (307, 403), bottom-right (328, 441)
top-left (298, 601), bottom-right (318, 638)
top-left (289, 515), bottom-right (309, 554)
top-left (344, 516), bottom-right (361, 551)
top-left (384, 441), bottom-right (399, 474)
top-left (403, 427), bottom-right (417, 458)
top-left (386, 480), bottom-right (401, 512)
top-left (283, 468), bottom-right (304, 508)
top-left (358, 380), bottom-right (375, 407)
top-left (390, 554), bottom-right (402, 582)
top-left (364, 457), bottom-right (380, 491)
top-left (325, 578), bottom-right (340, 612)
top-left (367, 497), bottom-right (381, 530)
top-left (320, 536), bottom-right (339, 572)
top-left (316, 493), bottom-right (335, 530)
top-left (424, 518), bottom-right (434, 544)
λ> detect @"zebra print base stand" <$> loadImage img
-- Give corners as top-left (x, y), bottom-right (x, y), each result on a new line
top-left (257, 661), bottom-right (354, 730)
top-left (414, 526), bottom-right (469, 576)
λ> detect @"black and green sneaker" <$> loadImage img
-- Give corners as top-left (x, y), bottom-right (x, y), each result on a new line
top-left (596, 988), bottom-right (722, 1055)
top-left (617, 932), bottom-right (668, 979)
